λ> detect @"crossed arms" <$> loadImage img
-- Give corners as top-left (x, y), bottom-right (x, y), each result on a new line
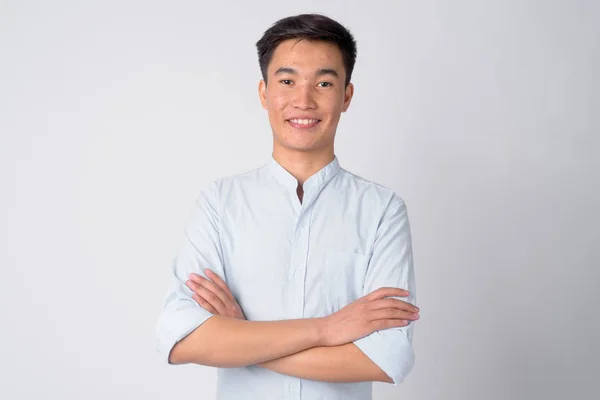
top-left (155, 185), bottom-right (418, 385)
top-left (169, 284), bottom-right (417, 383)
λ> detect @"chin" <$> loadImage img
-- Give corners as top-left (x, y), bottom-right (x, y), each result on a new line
top-left (273, 139), bottom-right (312, 151)
top-left (285, 144), bottom-right (318, 152)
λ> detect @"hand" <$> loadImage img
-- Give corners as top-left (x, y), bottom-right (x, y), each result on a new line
top-left (186, 269), bottom-right (246, 320)
top-left (318, 287), bottom-right (420, 347)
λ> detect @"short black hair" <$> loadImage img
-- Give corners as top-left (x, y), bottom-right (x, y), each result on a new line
top-left (256, 14), bottom-right (357, 87)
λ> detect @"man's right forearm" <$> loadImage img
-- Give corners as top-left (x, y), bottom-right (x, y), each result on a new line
top-left (168, 315), bottom-right (325, 368)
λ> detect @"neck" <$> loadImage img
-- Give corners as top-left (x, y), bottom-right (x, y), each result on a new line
top-left (272, 147), bottom-right (335, 186)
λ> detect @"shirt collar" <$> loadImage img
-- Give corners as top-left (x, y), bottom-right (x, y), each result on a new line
top-left (268, 155), bottom-right (341, 195)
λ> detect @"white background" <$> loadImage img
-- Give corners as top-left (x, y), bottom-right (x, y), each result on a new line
top-left (1, 1), bottom-right (598, 399)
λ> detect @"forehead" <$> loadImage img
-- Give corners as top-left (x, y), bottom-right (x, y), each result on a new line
top-left (268, 38), bottom-right (344, 74)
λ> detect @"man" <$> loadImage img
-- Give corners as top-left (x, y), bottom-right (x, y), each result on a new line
top-left (155, 13), bottom-right (420, 400)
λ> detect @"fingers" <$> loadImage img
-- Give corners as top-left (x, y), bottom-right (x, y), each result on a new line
top-left (366, 287), bottom-right (410, 301)
top-left (372, 319), bottom-right (411, 329)
top-left (369, 307), bottom-right (419, 322)
top-left (192, 294), bottom-right (218, 314)
top-left (189, 273), bottom-right (231, 306)
top-left (370, 298), bottom-right (420, 314)
top-left (204, 269), bottom-right (235, 302)
top-left (186, 276), bottom-right (227, 313)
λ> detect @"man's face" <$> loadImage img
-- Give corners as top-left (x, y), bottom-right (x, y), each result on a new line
top-left (259, 39), bottom-right (354, 155)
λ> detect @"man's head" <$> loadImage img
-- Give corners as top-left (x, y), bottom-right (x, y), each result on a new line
top-left (256, 14), bottom-right (357, 157)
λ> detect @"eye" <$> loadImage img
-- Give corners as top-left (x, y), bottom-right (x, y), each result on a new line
top-left (280, 79), bottom-right (293, 85)
top-left (317, 82), bottom-right (332, 88)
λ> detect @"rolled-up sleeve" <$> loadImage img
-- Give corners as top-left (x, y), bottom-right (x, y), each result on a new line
top-left (353, 195), bottom-right (417, 385)
top-left (155, 181), bottom-right (225, 364)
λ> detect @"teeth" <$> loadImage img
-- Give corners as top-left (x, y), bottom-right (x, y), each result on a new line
top-left (290, 119), bottom-right (319, 125)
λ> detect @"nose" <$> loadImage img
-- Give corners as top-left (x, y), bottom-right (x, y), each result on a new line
top-left (292, 84), bottom-right (317, 110)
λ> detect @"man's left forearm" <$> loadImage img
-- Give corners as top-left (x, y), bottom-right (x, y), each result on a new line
top-left (257, 343), bottom-right (393, 383)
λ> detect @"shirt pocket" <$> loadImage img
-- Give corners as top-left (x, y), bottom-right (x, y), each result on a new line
top-left (324, 251), bottom-right (370, 311)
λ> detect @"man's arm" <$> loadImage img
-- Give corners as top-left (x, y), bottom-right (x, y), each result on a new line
top-left (256, 343), bottom-right (394, 383)
top-left (171, 283), bottom-right (415, 368)
top-left (169, 315), bottom-right (324, 367)
top-left (155, 182), bottom-right (225, 364)
top-left (352, 194), bottom-right (418, 385)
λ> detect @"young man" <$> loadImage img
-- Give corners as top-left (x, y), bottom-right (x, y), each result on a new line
top-left (155, 13), bottom-right (419, 400)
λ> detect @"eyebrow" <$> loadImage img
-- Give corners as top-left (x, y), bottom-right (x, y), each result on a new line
top-left (274, 67), bottom-right (340, 79)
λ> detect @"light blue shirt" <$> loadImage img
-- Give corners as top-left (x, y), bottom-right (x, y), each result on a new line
top-left (155, 156), bottom-right (417, 400)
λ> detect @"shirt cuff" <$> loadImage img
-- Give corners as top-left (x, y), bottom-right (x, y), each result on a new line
top-left (353, 326), bottom-right (415, 385)
top-left (155, 299), bottom-right (215, 364)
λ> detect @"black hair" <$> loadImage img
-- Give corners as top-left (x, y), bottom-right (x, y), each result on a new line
top-left (256, 14), bottom-right (357, 87)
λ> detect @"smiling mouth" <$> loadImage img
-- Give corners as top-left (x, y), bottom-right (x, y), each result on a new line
top-left (287, 118), bottom-right (321, 129)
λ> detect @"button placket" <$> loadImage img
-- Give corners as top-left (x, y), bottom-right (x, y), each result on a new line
top-left (298, 220), bottom-right (309, 319)
top-left (290, 218), bottom-right (304, 281)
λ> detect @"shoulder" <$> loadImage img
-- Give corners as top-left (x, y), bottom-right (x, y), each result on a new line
top-left (195, 162), bottom-right (268, 200)
top-left (337, 168), bottom-right (407, 210)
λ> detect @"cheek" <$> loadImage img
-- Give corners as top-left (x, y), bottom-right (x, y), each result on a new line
top-left (267, 92), bottom-right (289, 112)
top-left (321, 103), bottom-right (343, 123)
top-left (323, 93), bottom-right (345, 112)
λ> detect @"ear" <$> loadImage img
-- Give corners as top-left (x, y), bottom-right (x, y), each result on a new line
top-left (341, 82), bottom-right (354, 113)
top-left (258, 79), bottom-right (268, 110)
